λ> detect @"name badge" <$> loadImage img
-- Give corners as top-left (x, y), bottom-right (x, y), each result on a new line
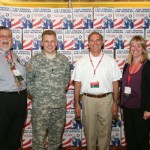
top-left (12, 69), bottom-right (24, 81)
top-left (124, 86), bottom-right (131, 94)
top-left (90, 81), bottom-right (99, 88)
top-left (124, 86), bottom-right (131, 99)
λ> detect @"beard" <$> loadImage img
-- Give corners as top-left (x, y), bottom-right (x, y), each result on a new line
top-left (0, 40), bottom-right (12, 52)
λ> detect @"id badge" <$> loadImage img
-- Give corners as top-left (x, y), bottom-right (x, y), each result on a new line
top-left (124, 86), bottom-right (131, 99)
top-left (12, 69), bottom-right (24, 81)
top-left (90, 81), bottom-right (99, 88)
top-left (124, 86), bottom-right (131, 94)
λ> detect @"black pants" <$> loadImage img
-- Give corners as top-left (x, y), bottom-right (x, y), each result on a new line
top-left (123, 107), bottom-right (149, 150)
top-left (0, 91), bottom-right (27, 150)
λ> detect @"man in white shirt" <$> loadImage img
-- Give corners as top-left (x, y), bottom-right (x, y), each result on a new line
top-left (72, 32), bottom-right (122, 150)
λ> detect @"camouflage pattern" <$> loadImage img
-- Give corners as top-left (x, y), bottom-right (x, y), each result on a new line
top-left (32, 107), bottom-right (66, 150)
top-left (26, 51), bottom-right (70, 150)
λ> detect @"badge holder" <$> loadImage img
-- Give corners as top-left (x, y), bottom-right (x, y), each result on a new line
top-left (12, 69), bottom-right (24, 81)
top-left (90, 81), bottom-right (99, 88)
top-left (12, 67), bottom-right (24, 91)
top-left (124, 86), bottom-right (131, 99)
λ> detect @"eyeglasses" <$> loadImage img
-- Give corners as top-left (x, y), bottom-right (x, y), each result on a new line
top-left (0, 35), bottom-right (12, 39)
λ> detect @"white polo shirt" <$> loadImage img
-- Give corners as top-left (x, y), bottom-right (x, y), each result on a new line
top-left (72, 52), bottom-right (122, 95)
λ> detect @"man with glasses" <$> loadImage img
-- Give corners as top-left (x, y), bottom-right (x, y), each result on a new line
top-left (0, 26), bottom-right (27, 150)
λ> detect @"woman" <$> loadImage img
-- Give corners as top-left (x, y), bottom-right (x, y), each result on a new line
top-left (120, 35), bottom-right (150, 150)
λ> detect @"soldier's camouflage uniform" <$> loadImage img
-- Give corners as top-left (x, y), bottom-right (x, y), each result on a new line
top-left (27, 51), bottom-right (71, 150)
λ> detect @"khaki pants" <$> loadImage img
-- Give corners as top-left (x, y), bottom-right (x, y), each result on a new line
top-left (82, 94), bottom-right (113, 150)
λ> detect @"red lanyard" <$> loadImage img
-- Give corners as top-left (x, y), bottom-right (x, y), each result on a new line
top-left (128, 62), bottom-right (140, 85)
top-left (89, 53), bottom-right (104, 75)
top-left (5, 51), bottom-right (13, 61)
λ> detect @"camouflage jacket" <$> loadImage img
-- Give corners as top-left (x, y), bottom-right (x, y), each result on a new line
top-left (27, 51), bottom-right (71, 108)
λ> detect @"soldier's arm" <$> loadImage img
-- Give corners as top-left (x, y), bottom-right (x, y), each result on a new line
top-left (65, 60), bottom-right (71, 87)
top-left (26, 59), bottom-right (35, 97)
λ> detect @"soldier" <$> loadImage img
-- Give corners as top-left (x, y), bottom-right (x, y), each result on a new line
top-left (26, 30), bottom-right (70, 150)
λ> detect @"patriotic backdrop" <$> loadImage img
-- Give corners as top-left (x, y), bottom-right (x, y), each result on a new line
top-left (1, 5), bottom-right (150, 148)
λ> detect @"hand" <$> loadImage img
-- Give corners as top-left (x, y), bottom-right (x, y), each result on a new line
top-left (75, 103), bottom-right (81, 118)
top-left (143, 111), bottom-right (150, 120)
top-left (27, 93), bottom-right (32, 100)
top-left (111, 102), bottom-right (118, 120)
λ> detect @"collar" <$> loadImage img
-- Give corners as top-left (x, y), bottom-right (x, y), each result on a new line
top-left (90, 52), bottom-right (103, 59)
top-left (0, 49), bottom-right (6, 56)
top-left (42, 51), bottom-right (60, 59)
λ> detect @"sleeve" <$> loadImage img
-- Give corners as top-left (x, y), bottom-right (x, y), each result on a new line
top-left (26, 58), bottom-right (36, 96)
top-left (112, 59), bottom-right (122, 81)
top-left (71, 61), bottom-right (82, 82)
top-left (65, 59), bottom-right (71, 87)
top-left (142, 62), bottom-right (150, 111)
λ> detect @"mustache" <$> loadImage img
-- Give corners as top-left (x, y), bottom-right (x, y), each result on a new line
top-left (1, 40), bottom-right (10, 44)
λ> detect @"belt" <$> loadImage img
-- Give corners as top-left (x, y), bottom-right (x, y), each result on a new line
top-left (83, 92), bottom-right (111, 98)
top-left (0, 89), bottom-right (27, 94)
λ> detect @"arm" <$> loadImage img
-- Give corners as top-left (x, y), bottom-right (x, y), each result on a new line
top-left (74, 81), bottom-right (81, 117)
top-left (142, 61), bottom-right (150, 119)
top-left (26, 60), bottom-right (35, 97)
top-left (65, 60), bottom-right (71, 88)
top-left (112, 80), bottom-right (119, 119)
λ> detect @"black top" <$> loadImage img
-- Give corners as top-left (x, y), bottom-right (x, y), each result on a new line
top-left (120, 60), bottom-right (150, 112)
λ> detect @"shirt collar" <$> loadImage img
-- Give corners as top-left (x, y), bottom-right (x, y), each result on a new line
top-left (0, 49), bottom-right (11, 56)
top-left (0, 49), bottom-right (6, 56)
top-left (90, 51), bottom-right (103, 58)
top-left (42, 50), bottom-right (60, 59)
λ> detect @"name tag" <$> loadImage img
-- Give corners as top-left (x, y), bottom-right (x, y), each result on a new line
top-left (90, 81), bottom-right (99, 88)
top-left (12, 69), bottom-right (24, 81)
top-left (124, 86), bottom-right (131, 94)
top-left (124, 86), bottom-right (131, 99)
top-left (13, 69), bottom-right (21, 76)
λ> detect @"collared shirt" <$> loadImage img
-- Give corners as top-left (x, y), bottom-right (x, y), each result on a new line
top-left (72, 52), bottom-right (122, 95)
top-left (0, 50), bottom-right (26, 92)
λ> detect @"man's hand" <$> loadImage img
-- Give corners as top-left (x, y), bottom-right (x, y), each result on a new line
top-left (75, 103), bottom-right (81, 117)
top-left (112, 101), bottom-right (118, 120)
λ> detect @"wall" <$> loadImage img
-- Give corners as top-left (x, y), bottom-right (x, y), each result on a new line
top-left (0, 4), bottom-right (150, 149)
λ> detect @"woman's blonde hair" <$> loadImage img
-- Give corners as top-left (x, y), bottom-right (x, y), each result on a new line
top-left (127, 35), bottom-right (148, 64)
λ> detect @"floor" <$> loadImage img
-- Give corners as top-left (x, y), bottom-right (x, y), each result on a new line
top-left (20, 146), bottom-right (127, 150)
top-left (61, 146), bottom-right (127, 150)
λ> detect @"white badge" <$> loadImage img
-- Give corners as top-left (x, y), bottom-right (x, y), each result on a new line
top-left (124, 86), bottom-right (131, 94)
top-left (12, 69), bottom-right (21, 76)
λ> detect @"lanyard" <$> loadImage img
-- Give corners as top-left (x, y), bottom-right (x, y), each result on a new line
top-left (5, 52), bottom-right (13, 60)
top-left (128, 62), bottom-right (140, 85)
top-left (0, 51), bottom-right (23, 91)
top-left (5, 51), bottom-right (13, 61)
top-left (0, 51), bottom-right (13, 63)
top-left (89, 53), bottom-right (104, 75)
